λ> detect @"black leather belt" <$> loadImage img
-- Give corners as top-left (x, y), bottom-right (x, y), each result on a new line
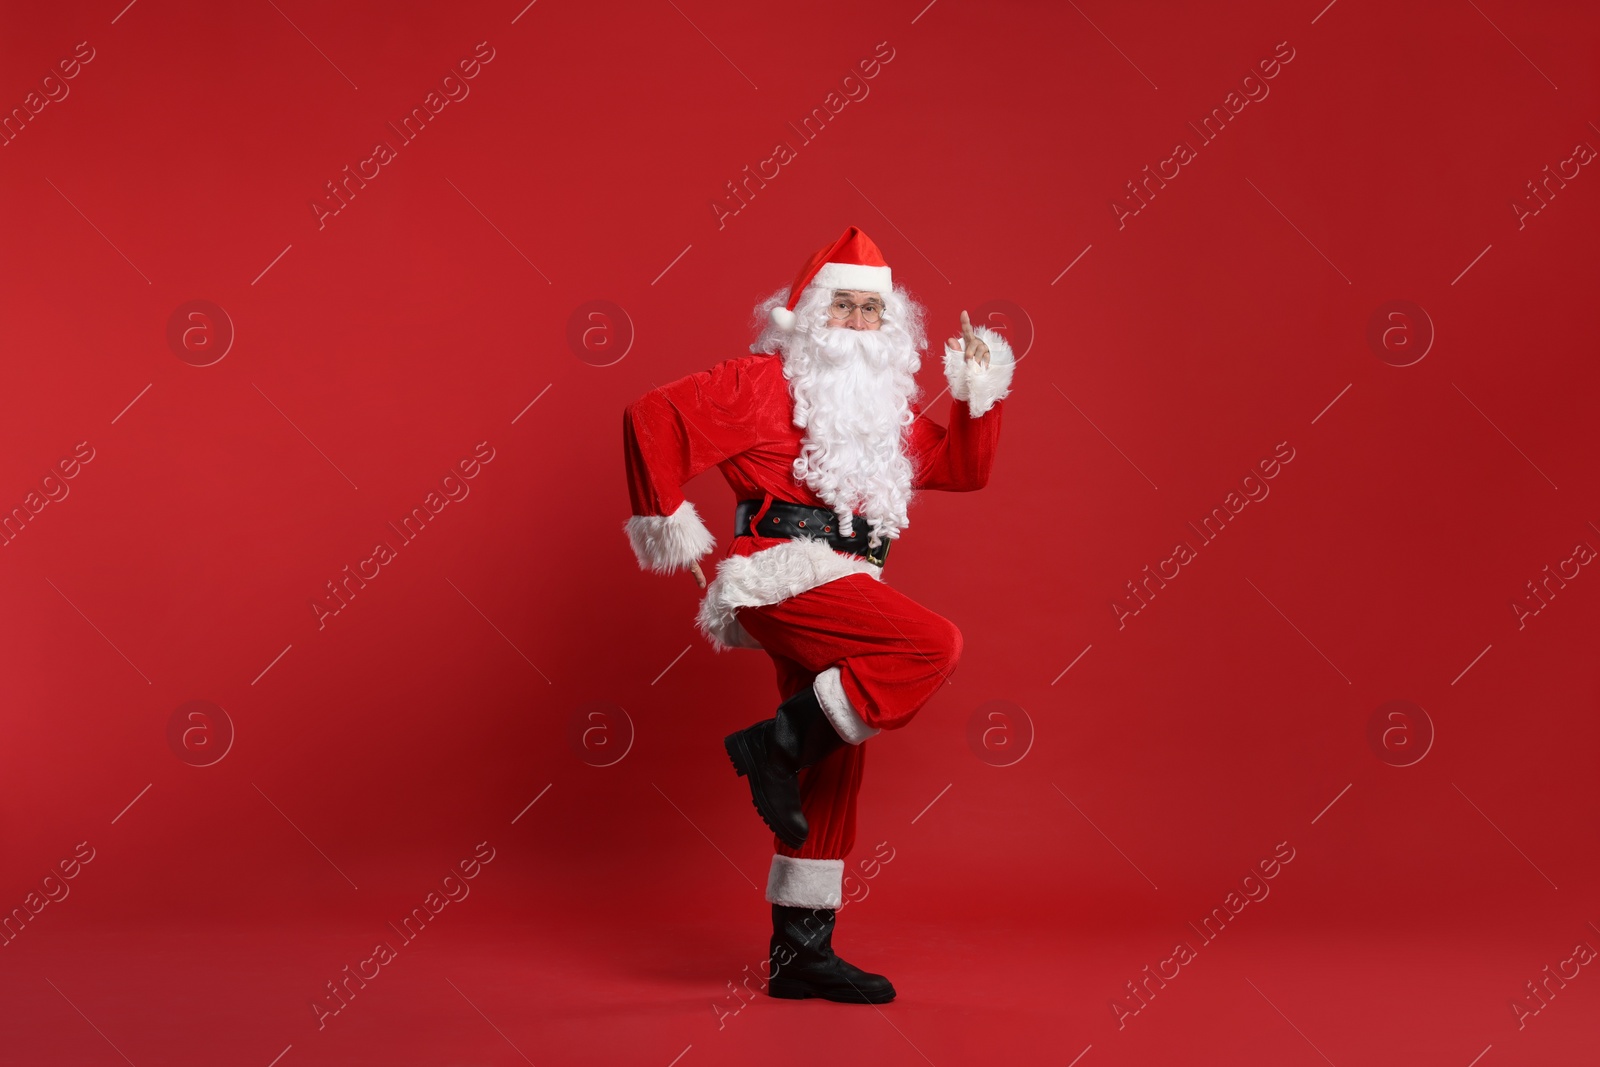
top-left (735, 497), bottom-right (890, 567)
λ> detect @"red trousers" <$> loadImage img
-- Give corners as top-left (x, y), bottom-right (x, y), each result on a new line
top-left (733, 572), bottom-right (964, 862)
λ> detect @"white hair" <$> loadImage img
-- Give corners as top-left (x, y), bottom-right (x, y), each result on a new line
top-left (747, 282), bottom-right (929, 547)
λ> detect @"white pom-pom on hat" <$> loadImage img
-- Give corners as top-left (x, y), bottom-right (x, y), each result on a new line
top-left (769, 305), bottom-right (797, 331)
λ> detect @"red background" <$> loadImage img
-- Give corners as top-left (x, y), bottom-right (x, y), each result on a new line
top-left (3, 1), bottom-right (1598, 1064)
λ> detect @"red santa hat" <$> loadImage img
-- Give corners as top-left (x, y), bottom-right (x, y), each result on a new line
top-left (769, 225), bottom-right (892, 331)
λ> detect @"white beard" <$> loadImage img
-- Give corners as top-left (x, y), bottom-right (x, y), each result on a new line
top-left (779, 321), bottom-right (922, 548)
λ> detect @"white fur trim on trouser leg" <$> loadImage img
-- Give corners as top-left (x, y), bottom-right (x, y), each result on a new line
top-left (623, 499), bottom-right (716, 574)
top-left (813, 665), bottom-right (879, 744)
top-left (766, 854), bottom-right (844, 908)
top-left (942, 324), bottom-right (1016, 418)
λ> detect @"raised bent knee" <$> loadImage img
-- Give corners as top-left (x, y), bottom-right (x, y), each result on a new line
top-left (938, 617), bottom-right (964, 672)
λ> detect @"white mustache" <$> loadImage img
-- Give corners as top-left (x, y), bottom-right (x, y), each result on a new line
top-left (805, 324), bottom-right (896, 368)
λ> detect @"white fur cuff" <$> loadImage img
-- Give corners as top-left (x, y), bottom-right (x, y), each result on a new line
top-left (623, 499), bottom-right (717, 574)
top-left (766, 854), bottom-right (844, 908)
top-left (942, 324), bottom-right (1016, 418)
top-left (813, 665), bottom-right (880, 744)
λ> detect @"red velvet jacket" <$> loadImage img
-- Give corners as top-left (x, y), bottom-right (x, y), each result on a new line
top-left (622, 329), bottom-right (1016, 650)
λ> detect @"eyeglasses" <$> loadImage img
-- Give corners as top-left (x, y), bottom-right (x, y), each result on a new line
top-left (826, 297), bottom-right (884, 323)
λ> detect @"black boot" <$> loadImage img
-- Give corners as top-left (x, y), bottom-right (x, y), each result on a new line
top-left (768, 904), bottom-right (896, 1003)
top-left (724, 686), bottom-right (846, 848)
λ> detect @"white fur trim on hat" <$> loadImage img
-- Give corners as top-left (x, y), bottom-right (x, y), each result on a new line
top-left (942, 324), bottom-right (1016, 418)
top-left (766, 854), bottom-right (844, 908)
top-left (813, 261), bottom-right (891, 294)
top-left (813, 665), bottom-right (879, 744)
top-left (623, 499), bottom-right (717, 574)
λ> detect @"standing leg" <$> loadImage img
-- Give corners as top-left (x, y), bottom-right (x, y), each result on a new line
top-left (751, 650), bottom-right (866, 894)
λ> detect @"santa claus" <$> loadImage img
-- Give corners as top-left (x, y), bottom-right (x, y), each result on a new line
top-left (621, 226), bottom-right (1015, 1003)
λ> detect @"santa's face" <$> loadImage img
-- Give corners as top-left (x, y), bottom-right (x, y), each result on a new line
top-left (825, 289), bottom-right (885, 331)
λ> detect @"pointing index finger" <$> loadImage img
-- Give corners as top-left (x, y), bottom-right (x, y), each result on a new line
top-left (960, 309), bottom-right (975, 341)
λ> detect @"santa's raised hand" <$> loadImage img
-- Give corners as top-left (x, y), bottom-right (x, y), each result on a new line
top-left (946, 309), bottom-right (991, 369)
